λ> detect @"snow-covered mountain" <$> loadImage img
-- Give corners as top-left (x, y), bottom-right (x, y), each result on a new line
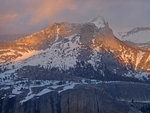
top-left (1, 16), bottom-right (150, 113)
top-left (0, 17), bottom-right (150, 81)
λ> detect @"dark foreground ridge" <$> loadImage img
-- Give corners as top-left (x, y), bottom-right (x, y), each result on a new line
top-left (1, 82), bottom-right (150, 113)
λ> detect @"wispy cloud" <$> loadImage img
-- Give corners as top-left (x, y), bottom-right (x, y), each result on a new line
top-left (0, 13), bottom-right (18, 33)
top-left (28, 0), bottom-right (76, 24)
top-left (0, 0), bottom-right (150, 34)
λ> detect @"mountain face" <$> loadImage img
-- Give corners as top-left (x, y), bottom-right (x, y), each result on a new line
top-left (123, 41), bottom-right (150, 51)
top-left (0, 17), bottom-right (150, 113)
top-left (0, 17), bottom-right (150, 80)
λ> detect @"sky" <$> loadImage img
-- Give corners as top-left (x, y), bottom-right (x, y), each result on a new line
top-left (0, 0), bottom-right (150, 35)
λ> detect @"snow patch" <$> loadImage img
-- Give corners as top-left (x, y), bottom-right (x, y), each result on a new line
top-left (36, 89), bottom-right (52, 96)
top-left (59, 82), bottom-right (77, 93)
top-left (15, 50), bottom-right (40, 62)
top-left (124, 70), bottom-right (149, 80)
top-left (55, 26), bottom-right (60, 42)
top-left (135, 51), bottom-right (145, 68)
top-left (91, 16), bottom-right (106, 29)
top-left (12, 85), bottom-right (22, 95)
top-left (20, 87), bottom-right (34, 104)
top-left (88, 50), bottom-right (102, 71)
top-left (24, 34), bottom-right (81, 70)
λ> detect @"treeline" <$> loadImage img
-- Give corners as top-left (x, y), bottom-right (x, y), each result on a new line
top-left (15, 62), bottom-right (142, 83)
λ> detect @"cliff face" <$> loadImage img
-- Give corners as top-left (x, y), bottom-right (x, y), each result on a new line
top-left (1, 83), bottom-right (144, 113)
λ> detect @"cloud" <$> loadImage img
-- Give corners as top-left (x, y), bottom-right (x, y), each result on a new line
top-left (0, 0), bottom-right (150, 34)
top-left (0, 0), bottom-right (76, 24)
top-left (0, 0), bottom-right (77, 34)
top-left (0, 13), bottom-right (18, 33)
top-left (0, 13), bottom-right (17, 24)
top-left (28, 0), bottom-right (76, 24)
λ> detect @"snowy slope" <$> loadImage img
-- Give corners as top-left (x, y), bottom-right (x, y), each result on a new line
top-left (23, 34), bottom-right (81, 70)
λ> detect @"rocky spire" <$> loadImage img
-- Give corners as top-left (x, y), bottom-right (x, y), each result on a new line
top-left (90, 16), bottom-right (107, 29)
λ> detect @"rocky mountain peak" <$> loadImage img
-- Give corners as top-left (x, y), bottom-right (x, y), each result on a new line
top-left (0, 16), bottom-right (150, 79)
top-left (90, 16), bottom-right (107, 29)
